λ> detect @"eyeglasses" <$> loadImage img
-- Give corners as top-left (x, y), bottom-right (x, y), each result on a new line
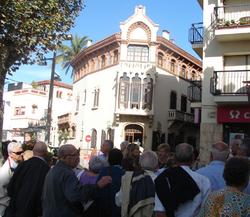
top-left (13, 151), bottom-right (24, 155)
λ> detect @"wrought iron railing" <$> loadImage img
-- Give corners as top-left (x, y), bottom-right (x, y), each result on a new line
top-left (187, 80), bottom-right (202, 102)
top-left (168, 110), bottom-right (194, 123)
top-left (213, 4), bottom-right (250, 28)
top-left (210, 70), bottom-right (250, 95)
top-left (189, 22), bottom-right (203, 44)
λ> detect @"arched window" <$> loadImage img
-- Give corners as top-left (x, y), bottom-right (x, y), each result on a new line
top-left (170, 59), bottom-right (176, 73)
top-left (101, 130), bottom-right (106, 146)
top-left (90, 59), bottom-right (95, 71)
top-left (101, 55), bottom-right (106, 68)
top-left (142, 74), bottom-right (153, 110)
top-left (192, 71), bottom-right (196, 80)
top-left (170, 91), bottom-right (177, 109)
top-left (119, 72), bottom-right (130, 108)
top-left (158, 52), bottom-right (164, 67)
top-left (114, 50), bottom-right (119, 64)
top-left (127, 45), bottom-right (149, 62)
top-left (91, 129), bottom-right (97, 148)
top-left (181, 65), bottom-right (187, 78)
top-left (130, 73), bottom-right (141, 109)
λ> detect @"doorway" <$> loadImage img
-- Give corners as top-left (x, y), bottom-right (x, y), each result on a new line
top-left (125, 124), bottom-right (143, 145)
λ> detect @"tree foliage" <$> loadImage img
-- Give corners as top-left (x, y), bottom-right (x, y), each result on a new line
top-left (56, 35), bottom-right (90, 76)
top-left (0, 0), bottom-right (84, 163)
top-left (0, 0), bottom-right (84, 75)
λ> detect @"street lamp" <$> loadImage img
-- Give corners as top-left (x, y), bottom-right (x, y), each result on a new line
top-left (45, 34), bottom-right (72, 145)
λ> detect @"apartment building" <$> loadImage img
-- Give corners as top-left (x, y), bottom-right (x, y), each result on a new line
top-left (3, 80), bottom-right (73, 146)
top-left (71, 5), bottom-right (202, 150)
top-left (189, 0), bottom-right (250, 163)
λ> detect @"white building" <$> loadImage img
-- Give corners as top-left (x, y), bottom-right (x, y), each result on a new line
top-left (71, 5), bottom-right (202, 151)
top-left (3, 80), bottom-right (73, 146)
top-left (189, 0), bottom-right (250, 163)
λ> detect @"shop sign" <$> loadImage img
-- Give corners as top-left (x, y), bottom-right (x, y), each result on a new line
top-left (217, 106), bottom-right (250, 123)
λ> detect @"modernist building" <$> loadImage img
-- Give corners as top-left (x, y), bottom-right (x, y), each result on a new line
top-left (71, 5), bottom-right (202, 150)
top-left (189, 0), bottom-right (250, 163)
top-left (3, 80), bottom-right (73, 146)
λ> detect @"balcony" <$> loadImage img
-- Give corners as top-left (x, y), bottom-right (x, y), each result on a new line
top-left (168, 110), bottom-right (194, 123)
top-left (189, 22), bottom-right (203, 58)
top-left (213, 4), bottom-right (250, 42)
top-left (58, 113), bottom-right (72, 125)
top-left (187, 80), bottom-right (202, 107)
top-left (210, 70), bottom-right (249, 103)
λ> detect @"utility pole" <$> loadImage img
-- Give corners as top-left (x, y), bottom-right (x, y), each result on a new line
top-left (46, 51), bottom-right (57, 145)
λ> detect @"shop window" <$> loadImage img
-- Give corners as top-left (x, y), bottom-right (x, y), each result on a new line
top-left (119, 72), bottom-right (130, 108)
top-left (170, 91), bottom-right (177, 109)
top-left (130, 73), bottom-right (141, 109)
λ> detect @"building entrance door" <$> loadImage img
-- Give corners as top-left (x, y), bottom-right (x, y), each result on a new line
top-left (125, 124), bottom-right (143, 145)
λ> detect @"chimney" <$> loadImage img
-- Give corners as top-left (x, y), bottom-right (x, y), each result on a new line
top-left (162, 30), bottom-right (170, 40)
top-left (86, 39), bottom-right (92, 47)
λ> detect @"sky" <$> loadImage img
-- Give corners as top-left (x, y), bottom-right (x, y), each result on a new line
top-left (7, 0), bottom-right (202, 86)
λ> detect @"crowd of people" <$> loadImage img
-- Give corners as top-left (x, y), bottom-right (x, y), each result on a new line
top-left (0, 138), bottom-right (249, 217)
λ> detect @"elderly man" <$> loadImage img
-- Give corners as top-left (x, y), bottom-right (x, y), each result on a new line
top-left (4, 141), bottom-right (49, 217)
top-left (154, 143), bottom-right (211, 217)
top-left (42, 144), bottom-right (112, 217)
top-left (99, 140), bottom-right (114, 162)
top-left (0, 142), bottom-right (23, 217)
top-left (196, 141), bottom-right (229, 191)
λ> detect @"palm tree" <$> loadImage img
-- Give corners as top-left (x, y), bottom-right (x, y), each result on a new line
top-left (56, 35), bottom-right (91, 77)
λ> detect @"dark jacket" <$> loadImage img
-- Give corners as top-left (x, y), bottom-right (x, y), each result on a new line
top-left (4, 157), bottom-right (50, 217)
top-left (42, 161), bottom-right (98, 217)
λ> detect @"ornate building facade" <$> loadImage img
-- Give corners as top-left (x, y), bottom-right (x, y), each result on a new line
top-left (71, 5), bottom-right (202, 150)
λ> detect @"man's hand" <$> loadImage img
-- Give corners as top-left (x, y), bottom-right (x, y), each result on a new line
top-left (97, 176), bottom-right (112, 188)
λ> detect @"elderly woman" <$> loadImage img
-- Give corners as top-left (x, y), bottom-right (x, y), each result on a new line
top-left (79, 156), bottom-right (107, 185)
top-left (116, 151), bottom-right (158, 217)
top-left (199, 157), bottom-right (250, 217)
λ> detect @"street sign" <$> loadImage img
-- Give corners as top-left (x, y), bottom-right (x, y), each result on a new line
top-left (85, 135), bottom-right (91, 142)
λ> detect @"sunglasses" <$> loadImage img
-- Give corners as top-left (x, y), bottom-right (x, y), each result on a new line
top-left (13, 151), bottom-right (24, 155)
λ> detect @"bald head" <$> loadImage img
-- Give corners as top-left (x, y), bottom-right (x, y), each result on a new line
top-left (33, 141), bottom-right (47, 157)
top-left (211, 141), bottom-right (229, 161)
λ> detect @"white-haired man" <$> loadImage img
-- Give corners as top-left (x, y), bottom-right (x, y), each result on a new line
top-left (154, 143), bottom-right (211, 217)
top-left (196, 141), bottom-right (229, 191)
top-left (0, 142), bottom-right (23, 216)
